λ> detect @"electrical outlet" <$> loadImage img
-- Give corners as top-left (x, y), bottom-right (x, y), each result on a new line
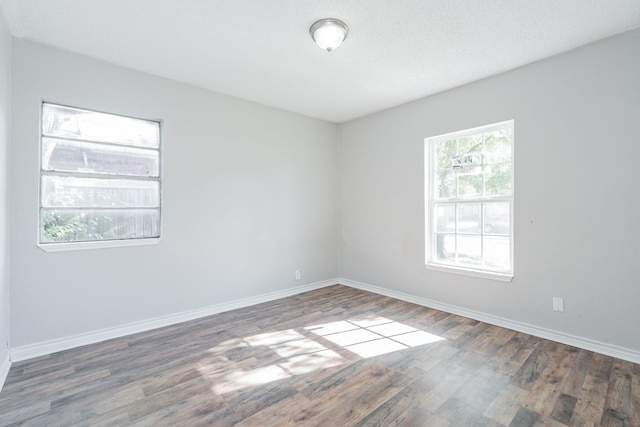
top-left (552, 297), bottom-right (564, 312)
top-left (295, 270), bottom-right (302, 280)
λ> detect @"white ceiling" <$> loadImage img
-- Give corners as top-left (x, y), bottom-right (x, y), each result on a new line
top-left (1, 1), bottom-right (639, 123)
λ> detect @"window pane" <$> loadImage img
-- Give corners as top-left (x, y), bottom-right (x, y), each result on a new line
top-left (457, 134), bottom-right (483, 156)
top-left (435, 169), bottom-right (455, 199)
top-left (485, 163), bottom-right (511, 197)
top-left (435, 233), bottom-right (455, 263)
top-left (456, 165), bottom-right (483, 198)
top-left (41, 208), bottom-right (160, 243)
top-left (483, 202), bottom-right (510, 235)
top-left (484, 128), bottom-right (512, 163)
top-left (456, 235), bottom-right (482, 267)
top-left (41, 176), bottom-right (159, 208)
top-left (434, 139), bottom-right (457, 171)
top-left (483, 236), bottom-right (510, 270)
top-left (435, 205), bottom-right (455, 232)
top-left (42, 137), bottom-right (159, 177)
top-left (42, 103), bottom-right (159, 148)
top-left (434, 139), bottom-right (456, 199)
top-left (457, 203), bottom-right (481, 234)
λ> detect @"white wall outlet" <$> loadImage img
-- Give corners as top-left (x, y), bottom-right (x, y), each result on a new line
top-left (295, 270), bottom-right (302, 280)
top-left (552, 297), bottom-right (564, 312)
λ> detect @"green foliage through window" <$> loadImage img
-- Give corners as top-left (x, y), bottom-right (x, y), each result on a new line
top-left (40, 103), bottom-right (161, 245)
top-left (426, 120), bottom-right (514, 277)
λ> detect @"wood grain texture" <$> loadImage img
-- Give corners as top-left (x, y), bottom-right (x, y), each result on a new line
top-left (0, 285), bottom-right (638, 426)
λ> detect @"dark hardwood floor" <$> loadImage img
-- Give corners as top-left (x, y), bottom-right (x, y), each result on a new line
top-left (0, 285), bottom-right (638, 426)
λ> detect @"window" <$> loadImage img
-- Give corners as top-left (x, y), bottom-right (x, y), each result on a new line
top-left (425, 120), bottom-right (513, 280)
top-left (39, 102), bottom-right (161, 250)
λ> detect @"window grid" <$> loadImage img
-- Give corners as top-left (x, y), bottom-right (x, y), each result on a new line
top-left (426, 121), bottom-right (513, 278)
top-left (39, 102), bottom-right (161, 246)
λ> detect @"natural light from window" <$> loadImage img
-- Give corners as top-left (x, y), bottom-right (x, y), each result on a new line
top-left (39, 102), bottom-right (161, 248)
top-left (199, 316), bottom-right (445, 394)
top-left (425, 120), bottom-right (514, 281)
top-left (305, 317), bottom-right (445, 358)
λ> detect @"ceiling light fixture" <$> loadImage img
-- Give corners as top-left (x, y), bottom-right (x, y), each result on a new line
top-left (309, 18), bottom-right (349, 52)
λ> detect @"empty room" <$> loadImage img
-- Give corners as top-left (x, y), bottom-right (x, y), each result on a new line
top-left (0, 1), bottom-right (639, 426)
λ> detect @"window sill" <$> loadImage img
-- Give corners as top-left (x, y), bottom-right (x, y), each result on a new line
top-left (426, 262), bottom-right (513, 282)
top-left (39, 237), bottom-right (161, 252)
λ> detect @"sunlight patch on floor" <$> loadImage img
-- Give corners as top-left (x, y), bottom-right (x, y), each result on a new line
top-left (305, 316), bottom-right (445, 358)
top-left (202, 329), bottom-right (345, 394)
top-left (199, 316), bottom-right (445, 394)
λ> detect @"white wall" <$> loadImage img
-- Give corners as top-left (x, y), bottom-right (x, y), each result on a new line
top-left (0, 13), bottom-right (11, 368)
top-left (10, 40), bottom-right (337, 347)
top-left (338, 30), bottom-right (640, 352)
top-left (6, 28), bottom-right (640, 358)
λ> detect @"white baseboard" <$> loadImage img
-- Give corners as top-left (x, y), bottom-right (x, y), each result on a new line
top-left (338, 278), bottom-right (640, 364)
top-left (0, 351), bottom-right (10, 393)
top-left (9, 277), bottom-right (640, 366)
top-left (10, 279), bottom-right (336, 363)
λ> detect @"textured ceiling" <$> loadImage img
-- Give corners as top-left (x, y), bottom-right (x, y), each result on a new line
top-left (1, 0), bottom-right (639, 123)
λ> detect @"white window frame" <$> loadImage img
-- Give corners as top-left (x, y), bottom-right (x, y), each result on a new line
top-left (425, 120), bottom-right (514, 281)
top-left (38, 102), bottom-right (162, 252)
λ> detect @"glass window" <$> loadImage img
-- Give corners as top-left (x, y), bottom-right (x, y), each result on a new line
top-left (40, 103), bottom-right (161, 246)
top-left (425, 120), bottom-right (513, 279)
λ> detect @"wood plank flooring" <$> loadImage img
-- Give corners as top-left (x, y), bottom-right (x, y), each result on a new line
top-left (0, 285), bottom-right (638, 426)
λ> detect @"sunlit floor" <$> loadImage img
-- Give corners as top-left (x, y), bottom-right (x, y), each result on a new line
top-left (204, 315), bottom-right (445, 395)
top-left (1, 285), bottom-right (638, 426)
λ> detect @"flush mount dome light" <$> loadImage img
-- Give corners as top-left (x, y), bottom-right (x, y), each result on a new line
top-left (309, 18), bottom-right (349, 52)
